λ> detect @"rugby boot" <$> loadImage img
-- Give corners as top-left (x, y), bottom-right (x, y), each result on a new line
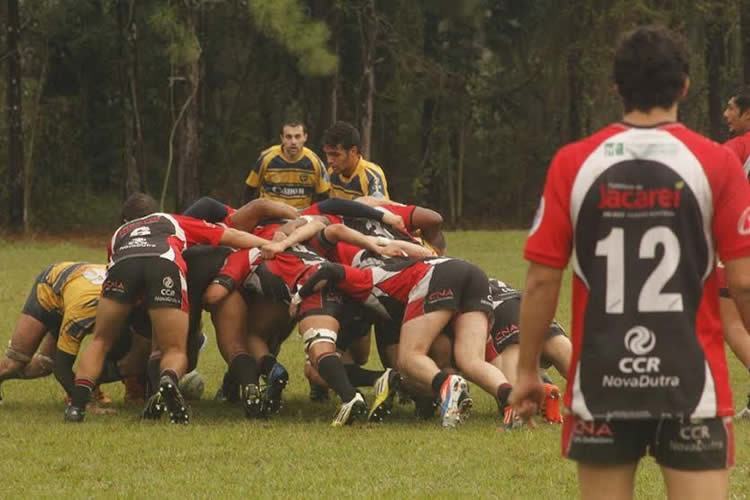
top-left (309, 382), bottom-right (330, 402)
top-left (738, 392), bottom-right (750, 420)
top-left (414, 396), bottom-right (438, 420)
top-left (159, 376), bottom-right (190, 424)
top-left (262, 362), bottom-right (289, 415)
top-left (331, 392), bottom-right (368, 427)
top-left (141, 391), bottom-right (165, 420)
top-left (64, 404), bottom-right (86, 423)
top-left (240, 383), bottom-right (263, 419)
top-left (501, 405), bottom-right (523, 431)
top-left (540, 383), bottom-right (563, 423)
top-left (92, 387), bottom-right (113, 406)
top-left (438, 375), bottom-right (472, 428)
top-left (214, 372), bottom-right (240, 403)
top-left (368, 368), bottom-right (401, 422)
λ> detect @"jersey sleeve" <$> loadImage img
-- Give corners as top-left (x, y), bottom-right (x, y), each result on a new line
top-left (364, 166), bottom-right (389, 199)
top-left (174, 215), bottom-right (226, 247)
top-left (524, 148), bottom-right (574, 268)
top-left (216, 249), bottom-right (251, 287)
top-left (723, 136), bottom-right (748, 164)
top-left (710, 148), bottom-right (750, 262)
top-left (313, 153), bottom-right (331, 194)
top-left (245, 151), bottom-right (267, 188)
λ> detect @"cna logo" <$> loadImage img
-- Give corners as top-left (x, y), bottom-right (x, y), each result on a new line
top-left (737, 206), bottom-right (750, 236)
top-left (624, 326), bottom-right (656, 355)
top-left (529, 197), bottom-right (545, 236)
top-left (162, 276), bottom-right (174, 289)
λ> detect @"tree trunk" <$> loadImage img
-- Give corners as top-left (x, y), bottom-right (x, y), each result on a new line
top-left (6, 0), bottom-right (25, 230)
top-left (742, 0), bottom-right (750, 84)
top-left (456, 115), bottom-right (466, 220)
top-left (117, 0), bottom-right (146, 198)
top-left (567, 48), bottom-right (583, 142)
top-left (358, 0), bottom-right (376, 158)
top-left (706, 8), bottom-right (726, 141)
top-left (23, 47), bottom-right (48, 233)
top-left (175, 8), bottom-right (202, 211)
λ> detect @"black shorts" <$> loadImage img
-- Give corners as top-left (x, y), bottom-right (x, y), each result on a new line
top-left (404, 260), bottom-right (493, 323)
top-left (21, 265), bottom-right (64, 332)
top-left (336, 305), bottom-right (373, 351)
top-left (562, 415), bottom-right (735, 471)
top-left (102, 257), bottom-right (187, 311)
top-left (486, 298), bottom-right (566, 363)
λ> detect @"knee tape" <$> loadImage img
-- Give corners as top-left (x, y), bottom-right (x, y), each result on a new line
top-left (301, 328), bottom-right (337, 352)
top-left (5, 341), bottom-right (32, 364)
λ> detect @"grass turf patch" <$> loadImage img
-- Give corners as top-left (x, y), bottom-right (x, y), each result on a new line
top-left (0, 233), bottom-right (747, 497)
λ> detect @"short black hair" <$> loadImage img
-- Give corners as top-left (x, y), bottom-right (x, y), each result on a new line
top-left (280, 120), bottom-right (307, 135)
top-left (322, 121), bottom-right (361, 150)
top-left (121, 192), bottom-right (158, 222)
top-left (731, 87), bottom-right (750, 114)
top-left (613, 25), bottom-right (689, 112)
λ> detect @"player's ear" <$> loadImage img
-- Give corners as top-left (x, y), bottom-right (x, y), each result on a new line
top-left (680, 76), bottom-right (690, 99)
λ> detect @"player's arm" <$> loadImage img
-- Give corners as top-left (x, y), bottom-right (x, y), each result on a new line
top-left (261, 218), bottom-right (329, 259)
top-left (218, 228), bottom-right (270, 249)
top-left (354, 196), bottom-right (391, 207)
top-left (724, 256), bottom-right (750, 337)
top-left (382, 239), bottom-right (435, 258)
top-left (719, 296), bottom-right (750, 368)
top-left (411, 207), bottom-right (446, 253)
top-left (230, 198), bottom-right (298, 232)
top-left (53, 350), bottom-right (77, 396)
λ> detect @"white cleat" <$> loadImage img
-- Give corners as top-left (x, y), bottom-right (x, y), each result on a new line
top-left (439, 375), bottom-right (472, 428)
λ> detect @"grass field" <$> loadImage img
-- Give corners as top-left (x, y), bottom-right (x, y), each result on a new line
top-left (0, 232), bottom-right (748, 498)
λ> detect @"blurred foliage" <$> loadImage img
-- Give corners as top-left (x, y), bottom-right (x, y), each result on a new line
top-left (0, 0), bottom-right (747, 230)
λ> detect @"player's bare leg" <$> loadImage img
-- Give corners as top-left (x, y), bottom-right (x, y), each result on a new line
top-left (0, 314), bottom-right (48, 382)
top-left (21, 333), bottom-right (56, 379)
top-left (149, 307), bottom-right (190, 423)
top-left (542, 335), bottom-right (572, 379)
top-left (577, 463), bottom-right (637, 500)
top-left (453, 311), bottom-right (511, 400)
top-left (661, 467), bottom-right (729, 500)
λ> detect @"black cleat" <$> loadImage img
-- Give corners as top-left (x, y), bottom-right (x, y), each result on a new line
top-left (240, 383), bottom-right (263, 419)
top-left (159, 376), bottom-right (190, 424)
top-left (215, 372), bottom-right (239, 403)
top-left (142, 392), bottom-right (165, 420)
top-left (414, 396), bottom-right (438, 420)
top-left (262, 362), bottom-right (289, 415)
top-left (64, 405), bottom-right (86, 423)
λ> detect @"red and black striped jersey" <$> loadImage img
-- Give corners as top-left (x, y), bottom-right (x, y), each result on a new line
top-left (525, 122), bottom-right (750, 420)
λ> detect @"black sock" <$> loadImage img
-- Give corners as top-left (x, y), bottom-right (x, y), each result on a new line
top-left (344, 364), bottom-right (384, 387)
top-left (146, 357), bottom-right (160, 397)
top-left (317, 354), bottom-right (357, 402)
top-left (258, 354), bottom-right (277, 377)
top-left (497, 383), bottom-right (513, 411)
top-left (228, 353), bottom-right (258, 386)
top-left (431, 371), bottom-right (450, 397)
top-left (71, 379), bottom-right (95, 408)
top-left (161, 369), bottom-right (179, 387)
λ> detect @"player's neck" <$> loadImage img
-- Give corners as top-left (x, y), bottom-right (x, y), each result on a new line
top-left (622, 105), bottom-right (678, 127)
top-left (341, 155), bottom-right (361, 178)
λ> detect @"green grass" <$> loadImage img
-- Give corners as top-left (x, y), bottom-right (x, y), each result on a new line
top-left (0, 232), bottom-right (748, 498)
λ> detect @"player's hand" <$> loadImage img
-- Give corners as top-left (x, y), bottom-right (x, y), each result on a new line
top-left (378, 243), bottom-right (408, 258)
top-left (381, 212), bottom-right (407, 234)
top-left (272, 231), bottom-right (287, 242)
top-left (509, 372), bottom-right (545, 422)
top-left (261, 241), bottom-right (286, 259)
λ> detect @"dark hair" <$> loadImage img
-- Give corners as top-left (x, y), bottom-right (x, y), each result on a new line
top-left (121, 192), bottom-right (158, 222)
top-left (613, 25), bottom-right (689, 112)
top-left (322, 121), bottom-right (361, 150)
top-left (280, 121), bottom-right (307, 135)
top-left (731, 87), bottom-right (750, 114)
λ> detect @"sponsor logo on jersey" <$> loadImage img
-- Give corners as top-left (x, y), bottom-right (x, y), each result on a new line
top-left (601, 325), bottom-right (680, 389)
top-left (598, 182), bottom-right (682, 211)
top-left (737, 206), bottom-right (750, 235)
top-left (604, 142), bottom-right (624, 157)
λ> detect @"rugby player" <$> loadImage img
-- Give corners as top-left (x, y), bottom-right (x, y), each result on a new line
top-left (244, 121), bottom-right (330, 207)
top-left (512, 26), bottom-right (750, 500)
top-left (64, 193), bottom-right (271, 424)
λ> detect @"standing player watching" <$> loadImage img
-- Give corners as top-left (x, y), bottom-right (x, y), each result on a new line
top-left (512, 26), bottom-right (750, 499)
top-left (323, 122), bottom-right (389, 200)
top-left (244, 121), bottom-right (330, 207)
top-left (723, 87), bottom-right (750, 175)
top-left (64, 193), bottom-right (271, 424)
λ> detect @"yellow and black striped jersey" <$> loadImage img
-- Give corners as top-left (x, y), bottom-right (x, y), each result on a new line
top-left (245, 145), bottom-right (330, 209)
top-left (328, 156), bottom-right (389, 200)
top-left (25, 262), bottom-right (106, 356)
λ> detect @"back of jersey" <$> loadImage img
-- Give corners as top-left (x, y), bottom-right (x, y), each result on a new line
top-left (526, 122), bottom-right (750, 420)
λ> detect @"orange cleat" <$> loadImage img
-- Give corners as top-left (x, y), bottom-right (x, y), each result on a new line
top-left (540, 383), bottom-right (563, 423)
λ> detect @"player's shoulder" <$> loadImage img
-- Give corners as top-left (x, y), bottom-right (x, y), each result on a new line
top-left (361, 158), bottom-right (385, 174)
top-left (302, 147), bottom-right (324, 164)
top-left (664, 123), bottom-right (730, 159)
top-left (550, 124), bottom-right (626, 170)
top-left (258, 144), bottom-right (283, 162)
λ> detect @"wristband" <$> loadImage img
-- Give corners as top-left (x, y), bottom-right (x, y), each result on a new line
top-left (375, 236), bottom-right (391, 246)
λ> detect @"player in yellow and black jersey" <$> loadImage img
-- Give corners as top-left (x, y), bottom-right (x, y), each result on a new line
top-left (322, 121), bottom-right (389, 200)
top-left (0, 262), bottom-right (149, 402)
top-left (244, 121), bottom-right (330, 208)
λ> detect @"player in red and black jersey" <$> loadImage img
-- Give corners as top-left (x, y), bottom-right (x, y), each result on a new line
top-left (723, 86), bottom-right (750, 176)
top-left (65, 193), bottom-right (271, 424)
top-left (512, 26), bottom-right (750, 499)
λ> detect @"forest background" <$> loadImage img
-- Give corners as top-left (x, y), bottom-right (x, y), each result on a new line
top-left (2, 0), bottom-right (750, 232)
